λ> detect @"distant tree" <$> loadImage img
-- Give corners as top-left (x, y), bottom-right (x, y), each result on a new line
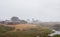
top-left (27, 19), bottom-right (30, 23)
top-left (11, 16), bottom-right (27, 24)
top-left (31, 18), bottom-right (40, 24)
top-left (20, 20), bottom-right (27, 24)
top-left (11, 16), bottom-right (20, 21)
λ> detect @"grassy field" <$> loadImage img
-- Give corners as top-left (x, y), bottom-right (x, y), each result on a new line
top-left (4, 24), bottom-right (40, 31)
top-left (0, 24), bottom-right (54, 37)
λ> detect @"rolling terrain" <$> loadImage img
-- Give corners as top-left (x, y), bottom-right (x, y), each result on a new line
top-left (4, 24), bottom-right (39, 31)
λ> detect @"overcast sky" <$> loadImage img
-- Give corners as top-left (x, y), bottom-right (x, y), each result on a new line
top-left (0, 0), bottom-right (60, 22)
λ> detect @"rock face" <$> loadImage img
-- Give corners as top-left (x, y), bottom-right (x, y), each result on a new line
top-left (49, 30), bottom-right (60, 37)
top-left (52, 24), bottom-right (60, 31)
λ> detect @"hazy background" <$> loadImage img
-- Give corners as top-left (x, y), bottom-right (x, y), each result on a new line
top-left (0, 0), bottom-right (60, 22)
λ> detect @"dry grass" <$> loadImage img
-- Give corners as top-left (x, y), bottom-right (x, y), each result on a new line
top-left (4, 24), bottom-right (39, 31)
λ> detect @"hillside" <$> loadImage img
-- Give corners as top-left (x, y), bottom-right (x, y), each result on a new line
top-left (4, 24), bottom-right (39, 30)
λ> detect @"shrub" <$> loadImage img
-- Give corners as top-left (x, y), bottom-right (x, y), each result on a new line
top-left (52, 35), bottom-right (60, 37)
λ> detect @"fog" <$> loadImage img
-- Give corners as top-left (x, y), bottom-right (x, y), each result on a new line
top-left (0, 0), bottom-right (60, 22)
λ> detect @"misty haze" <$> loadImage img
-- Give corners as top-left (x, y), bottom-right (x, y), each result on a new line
top-left (0, 0), bottom-right (60, 37)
